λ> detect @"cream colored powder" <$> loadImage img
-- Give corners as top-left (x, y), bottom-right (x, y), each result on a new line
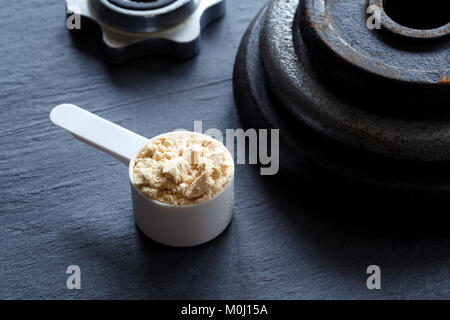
top-left (132, 133), bottom-right (234, 206)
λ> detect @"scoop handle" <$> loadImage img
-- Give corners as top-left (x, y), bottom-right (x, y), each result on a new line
top-left (50, 104), bottom-right (149, 166)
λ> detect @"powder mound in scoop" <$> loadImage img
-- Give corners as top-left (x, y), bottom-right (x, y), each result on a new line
top-left (132, 133), bottom-right (234, 206)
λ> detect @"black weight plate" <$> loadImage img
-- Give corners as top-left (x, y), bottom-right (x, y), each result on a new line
top-left (259, 0), bottom-right (450, 162)
top-left (233, 3), bottom-right (450, 198)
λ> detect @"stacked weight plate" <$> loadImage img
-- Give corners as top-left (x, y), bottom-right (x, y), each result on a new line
top-left (233, 0), bottom-right (450, 199)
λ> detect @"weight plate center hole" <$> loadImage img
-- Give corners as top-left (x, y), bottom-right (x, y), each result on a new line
top-left (383, 0), bottom-right (449, 30)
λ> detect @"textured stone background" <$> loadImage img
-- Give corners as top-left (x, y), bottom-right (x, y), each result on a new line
top-left (0, 0), bottom-right (448, 299)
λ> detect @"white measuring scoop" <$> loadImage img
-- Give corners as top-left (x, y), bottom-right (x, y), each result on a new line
top-left (50, 104), bottom-right (234, 247)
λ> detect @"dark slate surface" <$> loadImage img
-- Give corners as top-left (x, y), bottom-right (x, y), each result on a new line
top-left (0, 0), bottom-right (448, 299)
